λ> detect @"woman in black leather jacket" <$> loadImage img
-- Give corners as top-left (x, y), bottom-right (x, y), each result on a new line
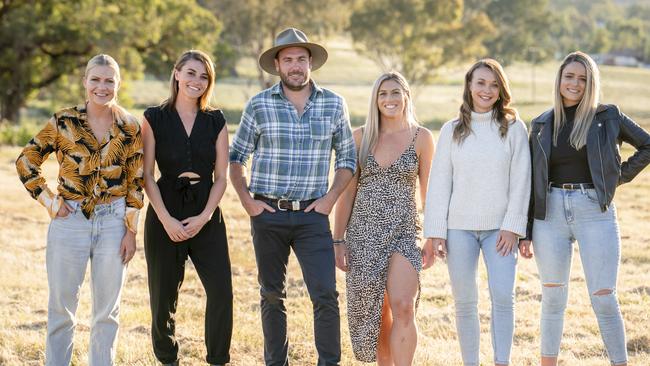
top-left (519, 51), bottom-right (650, 366)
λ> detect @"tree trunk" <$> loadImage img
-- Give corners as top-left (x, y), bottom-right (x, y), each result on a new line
top-left (254, 41), bottom-right (272, 90)
top-left (0, 89), bottom-right (24, 124)
top-left (257, 64), bottom-right (268, 90)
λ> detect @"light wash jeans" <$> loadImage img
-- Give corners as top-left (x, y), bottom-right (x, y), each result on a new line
top-left (45, 199), bottom-right (127, 366)
top-left (533, 187), bottom-right (627, 365)
top-left (447, 229), bottom-right (517, 366)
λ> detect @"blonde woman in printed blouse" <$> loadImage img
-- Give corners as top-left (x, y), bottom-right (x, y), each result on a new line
top-left (16, 54), bottom-right (143, 366)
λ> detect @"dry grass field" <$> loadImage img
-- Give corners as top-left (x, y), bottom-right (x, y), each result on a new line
top-left (1, 39), bottom-right (650, 365)
top-left (1, 143), bottom-right (650, 365)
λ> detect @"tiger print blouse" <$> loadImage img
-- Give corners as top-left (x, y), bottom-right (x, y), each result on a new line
top-left (15, 105), bottom-right (144, 233)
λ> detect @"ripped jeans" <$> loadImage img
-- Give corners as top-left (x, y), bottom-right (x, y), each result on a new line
top-left (533, 187), bottom-right (627, 365)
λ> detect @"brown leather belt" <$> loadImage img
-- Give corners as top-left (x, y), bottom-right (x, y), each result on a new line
top-left (253, 195), bottom-right (317, 211)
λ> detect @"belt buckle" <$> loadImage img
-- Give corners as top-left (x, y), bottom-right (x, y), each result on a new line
top-left (276, 198), bottom-right (288, 211)
top-left (276, 199), bottom-right (300, 211)
top-left (561, 183), bottom-right (574, 190)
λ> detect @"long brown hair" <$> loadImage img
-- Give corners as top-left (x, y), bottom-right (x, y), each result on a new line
top-left (163, 50), bottom-right (216, 111)
top-left (454, 58), bottom-right (517, 144)
top-left (552, 51), bottom-right (600, 149)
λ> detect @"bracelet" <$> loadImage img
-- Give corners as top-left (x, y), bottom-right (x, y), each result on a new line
top-left (332, 238), bottom-right (346, 245)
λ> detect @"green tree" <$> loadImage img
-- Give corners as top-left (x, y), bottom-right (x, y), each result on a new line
top-left (137, 0), bottom-right (221, 79)
top-left (205, 0), bottom-right (350, 88)
top-left (626, 5), bottom-right (650, 62)
top-left (0, 0), bottom-right (220, 123)
top-left (348, 0), bottom-right (494, 86)
top-left (608, 18), bottom-right (646, 60)
top-left (479, 0), bottom-right (555, 65)
top-left (551, 0), bottom-right (620, 21)
top-left (549, 7), bottom-right (610, 55)
top-left (466, 0), bottom-right (555, 103)
top-left (549, 0), bottom-right (621, 55)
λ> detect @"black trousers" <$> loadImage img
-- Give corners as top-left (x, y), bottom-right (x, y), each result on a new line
top-left (144, 179), bottom-right (232, 364)
top-left (250, 209), bottom-right (341, 366)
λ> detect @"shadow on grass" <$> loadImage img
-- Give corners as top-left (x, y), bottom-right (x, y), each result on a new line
top-left (17, 320), bottom-right (47, 330)
top-left (628, 335), bottom-right (650, 354)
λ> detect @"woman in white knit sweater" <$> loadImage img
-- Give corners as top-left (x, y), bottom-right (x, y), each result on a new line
top-left (423, 59), bottom-right (531, 366)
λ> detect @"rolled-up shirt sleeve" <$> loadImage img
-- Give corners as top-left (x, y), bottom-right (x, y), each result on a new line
top-left (229, 101), bottom-right (259, 166)
top-left (15, 116), bottom-right (63, 218)
top-left (332, 99), bottom-right (357, 172)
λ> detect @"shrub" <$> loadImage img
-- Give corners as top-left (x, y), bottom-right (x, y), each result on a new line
top-left (0, 120), bottom-right (41, 146)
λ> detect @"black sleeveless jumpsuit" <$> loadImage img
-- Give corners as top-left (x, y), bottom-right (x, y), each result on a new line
top-left (143, 105), bottom-right (232, 365)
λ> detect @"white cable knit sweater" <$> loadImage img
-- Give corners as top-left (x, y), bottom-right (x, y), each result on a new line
top-left (423, 110), bottom-right (531, 239)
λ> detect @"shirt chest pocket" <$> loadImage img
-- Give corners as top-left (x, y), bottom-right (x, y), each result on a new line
top-left (309, 116), bottom-right (332, 141)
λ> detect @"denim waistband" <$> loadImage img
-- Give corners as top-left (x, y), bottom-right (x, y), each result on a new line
top-left (65, 198), bottom-right (126, 216)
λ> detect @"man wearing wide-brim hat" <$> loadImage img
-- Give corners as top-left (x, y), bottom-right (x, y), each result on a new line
top-left (229, 27), bottom-right (356, 366)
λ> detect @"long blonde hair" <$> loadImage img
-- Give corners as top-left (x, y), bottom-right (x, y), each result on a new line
top-left (553, 51), bottom-right (600, 149)
top-left (164, 50), bottom-right (216, 111)
top-left (84, 54), bottom-right (135, 124)
top-left (454, 58), bottom-right (517, 144)
top-left (359, 71), bottom-right (418, 169)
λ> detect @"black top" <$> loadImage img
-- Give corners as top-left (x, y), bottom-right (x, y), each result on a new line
top-left (549, 104), bottom-right (593, 184)
top-left (144, 105), bottom-right (225, 180)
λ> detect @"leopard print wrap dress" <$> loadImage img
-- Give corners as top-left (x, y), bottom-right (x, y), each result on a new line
top-left (345, 127), bottom-right (422, 362)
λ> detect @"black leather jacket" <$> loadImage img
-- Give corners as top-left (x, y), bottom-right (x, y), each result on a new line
top-left (526, 104), bottom-right (650, 239)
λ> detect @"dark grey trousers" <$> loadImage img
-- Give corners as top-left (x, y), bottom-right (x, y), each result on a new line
top-left (250, 209), bottom-right (341, 366)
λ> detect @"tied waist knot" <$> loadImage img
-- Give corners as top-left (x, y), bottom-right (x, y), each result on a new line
top-left (174, 176), bottom-right (201, 203)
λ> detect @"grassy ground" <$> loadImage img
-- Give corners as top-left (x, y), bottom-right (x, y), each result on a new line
top-left (1, 143), bottom-right (650, 365)
top-left (1, 39), bottom-right (650, 365)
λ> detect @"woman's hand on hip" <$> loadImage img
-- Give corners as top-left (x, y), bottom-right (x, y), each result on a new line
top-left (496, 230), bottom-right (518, 256)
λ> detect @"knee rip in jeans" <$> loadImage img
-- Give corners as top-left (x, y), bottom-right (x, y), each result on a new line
top-left (591, 288), bottom-right (619, 315)
top-left (593, 288), bottom-right (613, 296)
top-left (543, 283), bottom-right (565, 287)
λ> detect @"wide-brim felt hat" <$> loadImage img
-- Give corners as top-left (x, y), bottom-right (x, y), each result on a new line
top-left (258, 27), bottom-right (328, 76)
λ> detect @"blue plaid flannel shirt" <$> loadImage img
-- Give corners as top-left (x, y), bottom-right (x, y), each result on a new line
top-left (229, 81), bottom-right (356, 200)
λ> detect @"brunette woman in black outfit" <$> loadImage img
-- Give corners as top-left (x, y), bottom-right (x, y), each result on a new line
top-left (142, 50), bottom-right (231, 366)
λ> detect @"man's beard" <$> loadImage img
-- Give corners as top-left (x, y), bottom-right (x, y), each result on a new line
top-left (280, 71), bottom-right (309, 91)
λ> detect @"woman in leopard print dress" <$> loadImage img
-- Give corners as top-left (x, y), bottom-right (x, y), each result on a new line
top-left (333, 72), bottom-right (435, 364)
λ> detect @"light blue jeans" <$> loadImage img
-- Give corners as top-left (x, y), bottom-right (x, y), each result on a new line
top-left (533, 187), bottom-right (627, 365)
top-left (447, 229), bottom-right (517, 366)
top-left (46, 199), bottom-right (127, 366)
